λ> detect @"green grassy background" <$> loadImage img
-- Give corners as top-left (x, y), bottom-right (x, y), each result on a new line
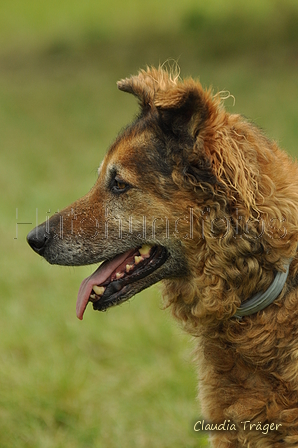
top-left (1, 1), bottom-right (298, 446)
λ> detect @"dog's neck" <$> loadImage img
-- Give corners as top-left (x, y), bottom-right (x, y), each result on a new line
top-left (234, 263), bottom-right (291, 319)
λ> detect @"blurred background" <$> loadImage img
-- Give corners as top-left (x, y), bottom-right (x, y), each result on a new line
top-left (1, 0), bottom-right (298, 446)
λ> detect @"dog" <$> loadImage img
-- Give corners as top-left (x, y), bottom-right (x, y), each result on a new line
top-left (27, 67), bottom-right (298, 447)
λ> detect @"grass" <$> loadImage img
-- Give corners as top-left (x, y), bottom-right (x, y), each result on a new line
top-left (1, 0), bottom-right (298, 446)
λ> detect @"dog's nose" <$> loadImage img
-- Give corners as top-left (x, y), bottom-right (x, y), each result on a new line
top-left (27, 224), bottom-right (49, 256)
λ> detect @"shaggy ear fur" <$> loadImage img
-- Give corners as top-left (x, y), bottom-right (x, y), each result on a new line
top-left (155, 87), bottom-right (208, 139)
top-left (117, 66), bottom-right (177, 109)
top-left (118, 66), bottom-right (217, 186)
top-left (117, 66), bottom-right (208, 132)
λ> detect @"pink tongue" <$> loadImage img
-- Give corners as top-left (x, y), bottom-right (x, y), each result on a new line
top-left (76, 249), bottom-right (135, 320)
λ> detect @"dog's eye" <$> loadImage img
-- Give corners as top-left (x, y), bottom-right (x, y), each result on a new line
top-left (116, 180), bottom-right (126, 190)
top-left (111, 176), bottom-right (130, 194)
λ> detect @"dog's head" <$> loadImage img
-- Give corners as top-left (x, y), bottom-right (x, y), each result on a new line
top-left (27, 67), bottom-right (298, 323)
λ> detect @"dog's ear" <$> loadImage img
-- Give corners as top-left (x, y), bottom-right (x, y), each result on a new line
top-left (154, 83), bottom-right (209, 139)
top-left (117, 67), bottom-right (209, 135)
top-left (118, 67), bottom-right (217, 186)
top-left (117, 66), bottom-right (173, 110)
top-left (153, 77), bottom-right (217, 186)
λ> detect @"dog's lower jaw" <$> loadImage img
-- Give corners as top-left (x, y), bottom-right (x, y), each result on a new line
top-left (91, 246), bottom-right (168, 311)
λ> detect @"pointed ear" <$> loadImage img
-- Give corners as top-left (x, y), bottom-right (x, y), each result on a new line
top-left (117, 67), bottom-right (209, 137)
top-left (118, 67), bottom-right (218, 186)
top-left (154, 81), bottom-right (218, 186)
top-left (154, 82), bottom-right (209, 137)
top-left (117, 66), bottom-right (172, 109)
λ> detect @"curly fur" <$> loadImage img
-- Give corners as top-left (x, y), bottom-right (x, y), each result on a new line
top-left (119, 67), bottom-right (298, 446)
top-left (29, 66), bottom-right (298, 447)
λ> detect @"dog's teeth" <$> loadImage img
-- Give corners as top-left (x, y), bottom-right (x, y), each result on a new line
top-left (116, 272), bottom-right (124, 279)
top-left (93, 285), bottom-right (105, 296)
top-left (126, 264), bottom-right (134, 273)
top-left (89, 293), bottom-right (99, 302)
top-left (139, 244), bottom-right (152, 256)
top-left (134, 255), bottom-right (143, 264)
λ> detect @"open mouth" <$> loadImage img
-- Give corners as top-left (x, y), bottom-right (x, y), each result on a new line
top-left (76, 245), bottom-right (168, 319)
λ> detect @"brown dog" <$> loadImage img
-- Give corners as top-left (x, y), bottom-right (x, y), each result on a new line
top-left (27, 67), bottom-right (298, 447)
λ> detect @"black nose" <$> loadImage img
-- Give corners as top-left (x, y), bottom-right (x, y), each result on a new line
top-left (27, 224), bottom-right (49, 256)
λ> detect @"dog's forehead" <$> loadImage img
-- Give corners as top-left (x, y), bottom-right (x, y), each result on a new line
top-left (101, 126), bottom-right (155, 179)
top-left (111, 128), bottom-right (149, 161)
